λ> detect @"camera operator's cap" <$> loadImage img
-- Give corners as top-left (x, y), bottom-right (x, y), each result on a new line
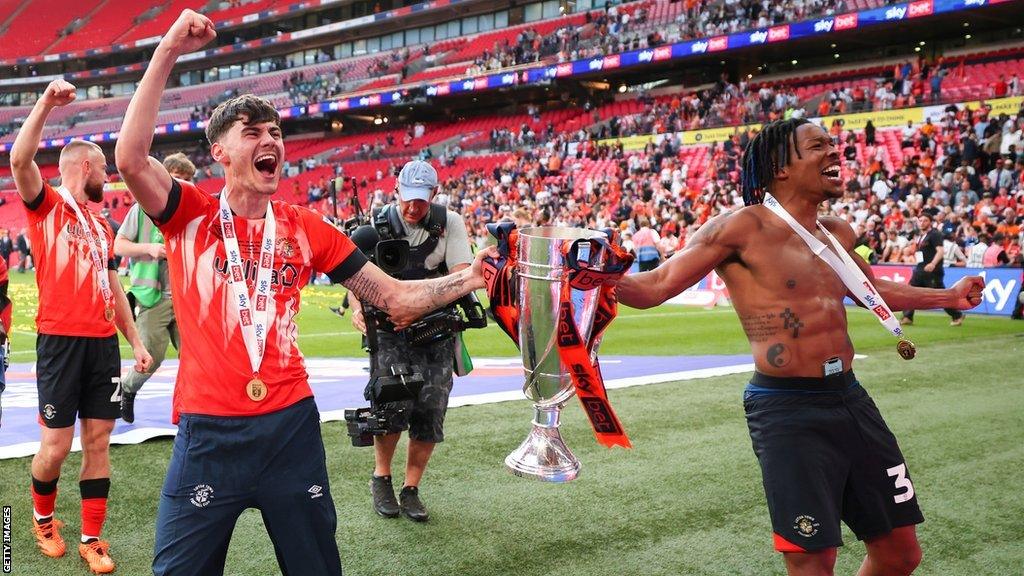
top-left (397, 160), bottom-right (437, 202)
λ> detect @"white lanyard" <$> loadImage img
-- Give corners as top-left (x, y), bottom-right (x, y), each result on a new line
top-left (218, 191), bottom-right (276, 378)
top-left (762, 193), bottom-right (908, 342)
top-left (56, 186), bottom-right (114, 315)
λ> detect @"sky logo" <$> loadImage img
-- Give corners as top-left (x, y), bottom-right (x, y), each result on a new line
top-left (690, 41), bottom-right (708, 54)
top-left (814, 19), bottom-right (834, 32)
top-left (638, 49), bottom-right (655, 62)
top-left (749, 30), bottom-right (768, 44)
top-left (885, 6), bottom-right (907, 19)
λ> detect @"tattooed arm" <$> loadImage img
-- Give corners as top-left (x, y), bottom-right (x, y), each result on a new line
top-left (617, 210), bottom-right (749, 309)
top-left (342, 248), bottom-right (494, 329)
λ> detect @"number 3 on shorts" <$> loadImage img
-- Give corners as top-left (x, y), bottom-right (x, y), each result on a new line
top-left (886, 463), bottom-right (915, 504)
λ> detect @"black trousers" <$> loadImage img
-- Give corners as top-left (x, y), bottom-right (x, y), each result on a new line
top-left (901, 268), bottom-right (963, 321)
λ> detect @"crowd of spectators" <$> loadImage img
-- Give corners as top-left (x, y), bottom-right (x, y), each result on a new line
top-left (317, 97), bottom-right (1023, 311)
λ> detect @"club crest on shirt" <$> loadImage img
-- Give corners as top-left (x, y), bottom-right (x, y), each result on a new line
top-left (793, 515), bottom-right (820, 537)
top-left (276, 237), bottom-right (297, 259)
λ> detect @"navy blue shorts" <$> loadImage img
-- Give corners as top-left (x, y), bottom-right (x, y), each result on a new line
top-left (153, 398), bottom-right (342, 576)
top-left (744, 372), bottom-right (924, 553)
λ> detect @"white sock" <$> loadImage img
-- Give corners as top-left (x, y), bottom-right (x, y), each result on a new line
top-left (33, 510), bottom-right (51, 522)
top-left (81, 534), bottom-right (99, 543)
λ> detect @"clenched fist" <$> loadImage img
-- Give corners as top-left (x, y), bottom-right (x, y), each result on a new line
top-left (40, 79), bottom-right (77, 108)
top-left (950, 276), bottom-right (985, 310)
top-left (160, 9), bottom-right (216, 55)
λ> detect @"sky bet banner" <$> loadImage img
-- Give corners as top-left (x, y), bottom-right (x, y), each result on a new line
top-left (666, 265), bottom-right (1021, 316)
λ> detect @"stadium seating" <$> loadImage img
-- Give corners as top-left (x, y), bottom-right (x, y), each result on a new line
top-left (0, 0), bottom-right (103, 59)
top-left (114, 0), bottom-right (206, 44)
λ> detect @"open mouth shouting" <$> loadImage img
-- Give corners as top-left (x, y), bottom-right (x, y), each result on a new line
top-left (821, 163), bottom-right (842, 186)
top-left (254, 151), bottom-right (279, 179)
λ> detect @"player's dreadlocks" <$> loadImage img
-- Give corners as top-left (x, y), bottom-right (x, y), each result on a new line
top-left (741, 118), bottom-right (811, 206)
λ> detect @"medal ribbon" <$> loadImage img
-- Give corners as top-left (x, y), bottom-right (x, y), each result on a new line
top-left (218, 191), bottom-right (276, 379)
top-left (56, 186), bottom-right (114, 317)
top-left (482, 223), bottom-right (634, 448)
top-left (762, 193), bottom-right (909, 342)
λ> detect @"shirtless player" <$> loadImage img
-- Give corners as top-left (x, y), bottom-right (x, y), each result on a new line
top-left (615, 119), bottom-right (984, 576)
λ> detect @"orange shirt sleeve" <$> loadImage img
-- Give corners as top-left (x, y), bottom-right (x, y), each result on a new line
top-left (153, 179), bottom-right (213, 238)
top-left (23, 182), bottom-right (60, 225)
top-left (297, 208), bottom-right (368, 283)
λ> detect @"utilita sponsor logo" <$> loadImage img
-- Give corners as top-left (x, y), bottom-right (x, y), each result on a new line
top-left (654, 46), bottom-right (672, 60)
top-left (768, 25), bottom-right (790, 42)
top-left (908, 0), bottom-right (933, 17)
top-left (708, 36), bottom-right (728, 51)
top-left (749, 30), bottom-right (768, 44)
top-left (834, 13), bottom-right (858, 30)
top-left (814, 19), bottom-right (834, 33)
top-left (474, 77), bottom-right (488, 89)
top-left (556, 63), bottom-right (573, 77)
top-left (690, 40), bottom-right (709, 54)
top-left (603, 54), bottom-right (621, 68)
top-left (885, 6), bottom-right (907, 19)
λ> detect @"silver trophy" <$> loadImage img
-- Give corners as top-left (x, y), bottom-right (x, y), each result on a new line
top-left (505, 226), bottom-right (610, 482)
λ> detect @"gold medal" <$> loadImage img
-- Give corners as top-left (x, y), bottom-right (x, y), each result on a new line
top-left (104, 307), bottom-right (115, 321)
top-left (246, 378), bottom-right (267, 402)
top-left (897, 339), bottom-right (916, 360)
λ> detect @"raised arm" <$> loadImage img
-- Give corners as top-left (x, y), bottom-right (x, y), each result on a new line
top-left (116, 10), bottom-right (216, 217)
top-left (616, 211), bottom-right (745, 309)
top-left (343, 248), bottom-right (493, 329)
top-left (10, 80), bottom-right (78, 203)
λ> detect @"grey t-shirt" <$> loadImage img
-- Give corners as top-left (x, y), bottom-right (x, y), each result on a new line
top-left (395, 206), bottom-right (474, 273)
top-left (117, 203), bottom-right (171, 297)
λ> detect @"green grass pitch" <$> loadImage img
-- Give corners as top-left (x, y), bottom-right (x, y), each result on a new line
top-left (1, 273), bottom-right (1021, 575)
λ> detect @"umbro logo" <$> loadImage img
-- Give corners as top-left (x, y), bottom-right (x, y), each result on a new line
top-left (308, 485), bottom-right (324, 499)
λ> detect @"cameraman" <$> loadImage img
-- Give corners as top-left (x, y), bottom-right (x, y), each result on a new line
top-left (350, 160), bottom-right (475, 522)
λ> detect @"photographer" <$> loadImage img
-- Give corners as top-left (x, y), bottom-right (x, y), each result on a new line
top-left (350, 160), bottom-right (475, 522)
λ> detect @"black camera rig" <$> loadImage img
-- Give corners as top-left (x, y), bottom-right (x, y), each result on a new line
top-left (340, 196), bottom-right (486, 447)
top-left (344, 362), bottom-right (425, 447)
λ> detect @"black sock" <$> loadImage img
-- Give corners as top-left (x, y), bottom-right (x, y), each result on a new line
top-left (32, 476), bottom-right (59, 496)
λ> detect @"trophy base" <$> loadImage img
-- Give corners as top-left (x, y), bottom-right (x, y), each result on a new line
top-left (504, 405), bottom-right (581, 483)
